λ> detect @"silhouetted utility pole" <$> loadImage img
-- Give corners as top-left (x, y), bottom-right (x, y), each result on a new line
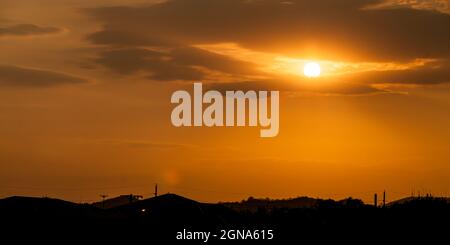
top-left (383, 190), bottom-right (386, 208)
top-left (154, 184), bottom-right (158, 197)
top-left (374, 193), bottom-right (378, 207)
top-left (100, 194), bottom-right (108, 209)
top-left (128, 194), bottom-right (133, 204)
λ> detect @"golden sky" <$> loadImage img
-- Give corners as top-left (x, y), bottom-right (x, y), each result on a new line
top-left (0, 0), bottom-right (449, 203)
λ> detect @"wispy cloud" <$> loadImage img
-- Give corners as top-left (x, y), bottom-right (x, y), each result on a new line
top-left (80, 138), bottom-right (198, 149)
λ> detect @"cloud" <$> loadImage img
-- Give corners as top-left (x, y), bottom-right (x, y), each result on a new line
top-left (204, 59), bottom-right (450, 94)
top-left (87, 0), bottom-right (450, 62)
top-left (83, 0), bottom-right (450, 95)
top-left (369, 0), bottom-right (450, 14)
top-left (87, 29), bottom-right (170, 47)
top-left (0, 65), bottom-right (90, 87)
top-left (94, 48), bottom-right (204, 81)
top-left (84, 138), bottom-right (197, 149)
top-left (341, 59), bottom-right (450, 85)
top-left (93, 47), bottom-right (259, 81)
top-left (206, 79), bottom-right (388, 96)
top-left (0, 24), bottom-right (62, 37)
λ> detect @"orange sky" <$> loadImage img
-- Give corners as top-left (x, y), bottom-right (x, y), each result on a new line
top-left (0, 0), bottom-right (449, 203)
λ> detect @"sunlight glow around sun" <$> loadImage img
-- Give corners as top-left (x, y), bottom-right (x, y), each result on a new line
top-left (303, 62), bottom-right (321, 78)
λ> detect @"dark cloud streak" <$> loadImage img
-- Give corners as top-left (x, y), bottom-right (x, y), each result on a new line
top-left (0, 65), bottom-right (90, 87)
top-left (93, 47), bottom-right (259, 81)
top-left (0, 24), bottom-right (61, 37)
top-left (343, 60), bottom-right (450, 85)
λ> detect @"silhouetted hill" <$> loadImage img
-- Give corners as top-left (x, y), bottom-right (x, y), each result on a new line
top-left (92, 194), bottom-right (142, 209)
top-left (0, 194), bottom-right (449, 243)
top-left (113, 193), bottom-right (199, 212)
top-left (109, 193), bottom-right (241, 227)
top-left (0, 196), bottom-right (98, 218)
top-left (388, 196), bottom-right (450, 206)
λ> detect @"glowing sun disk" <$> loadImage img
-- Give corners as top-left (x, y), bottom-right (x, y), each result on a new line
top-left (303, 62), bottom-right (321, 78)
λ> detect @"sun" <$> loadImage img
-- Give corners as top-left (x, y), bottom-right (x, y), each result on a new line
top-left (303, 62), bottom-right (321, 78)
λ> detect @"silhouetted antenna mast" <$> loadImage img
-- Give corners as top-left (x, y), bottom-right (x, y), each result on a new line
top-left (374, 193), bottom-right (378, 207)
top-left (100, 194), bottom-right (108, 208)
top-left (154, 184), bottom-right (158, 197)
top-left (383, 190), bottom-right (386, 208)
